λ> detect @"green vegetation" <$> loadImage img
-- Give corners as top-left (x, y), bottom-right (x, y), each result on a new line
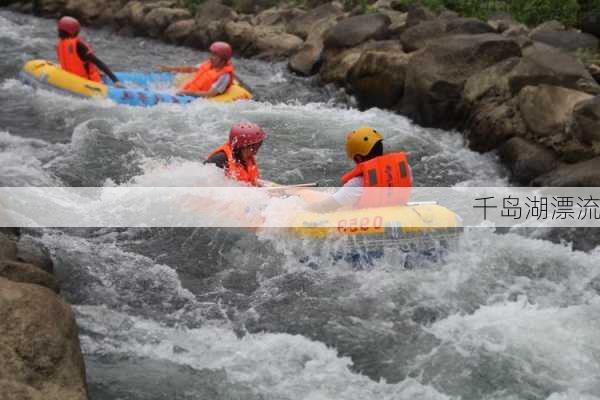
top-left (396, 0), bottom-right (600, 27)
top-left (575, 48), bottom-right (600, 65)
top-left (181, 0), bottom-right (600, 28)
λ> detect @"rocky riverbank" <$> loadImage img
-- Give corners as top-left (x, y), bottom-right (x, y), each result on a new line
top-left (0, 228), bottom-right (88, 400)
top-left (4, 0), bottom-right (600, 185)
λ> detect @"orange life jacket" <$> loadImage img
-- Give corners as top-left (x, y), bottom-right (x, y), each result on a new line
top-left (182, 60), bottom-right (234, 93)
top-left (341, 152), bottom-right (412, 208)
top-left (56, 37), bottom-right (101, 82)
top-left (208, 142), bottom-right (260, 186)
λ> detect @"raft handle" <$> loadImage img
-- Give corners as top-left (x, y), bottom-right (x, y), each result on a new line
top-left (84, 85), bottom-right (102, 92)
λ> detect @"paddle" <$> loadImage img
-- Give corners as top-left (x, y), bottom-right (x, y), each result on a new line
top-left (233, 73), bottom-right (253, 94)
top-left (262, 182), bottom-right (319, 191)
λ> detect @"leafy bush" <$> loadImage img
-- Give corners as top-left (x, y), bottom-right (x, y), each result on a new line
top-left (397, 0), bottom-right (593, 27)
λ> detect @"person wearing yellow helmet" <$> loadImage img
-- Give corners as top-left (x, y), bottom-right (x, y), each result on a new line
top-left (307, 126), bottom-right (412, 212)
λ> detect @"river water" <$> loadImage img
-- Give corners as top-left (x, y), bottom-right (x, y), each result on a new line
top-left (1, 10), bottom-right (600, 400)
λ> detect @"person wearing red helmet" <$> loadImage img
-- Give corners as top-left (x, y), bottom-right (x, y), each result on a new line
top-left (205, 123), bottom-right (266, 186)
top-left (56, 16), bottom-right (123, 87)
top-left (158, 42), bottom-right (235, 98)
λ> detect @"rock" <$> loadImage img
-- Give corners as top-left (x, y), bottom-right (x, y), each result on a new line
top-left (254, 7), bottom-right (305, 26)
top-left (234, 0), bottom-right (273, 14)
top-left (195, 0), bottom-right (237, 27)
top-left (499, 137), bottom-right (560, 184)
top-left (225, 21), bottom-right (302, 58)
top-left (464, 57), bottom-right (521, 103)
top-left (390, 0), bottom-right (407, 11)
top-left (191, 20), bottom-right (227, 49)
top-left (518, 85), bottom-right (593, 141)
top-left (347, 47), bottom-right (410, 108)
top-left (439, 10), bottom-right (459, 19)
top-left (0, 233), bottom-right (18, 261)
top-left (373, 0), bottom-right (393, 10)
top-left (510, 43), bottom-right (600, 95)
top-left (488, 11), bottom-right (515, 22)
top-left (144, 7), bottom-right (192, 37)
top-left (405, 4), bottom-right (435, 28)
top-left (17, 236), bottom-right (54, 275)
top-left (255, 29), bottom-right (303, 59)
top-left (0, 278), bottom-right (87, 400)
top-left (164, 19), bottom-right (196, 44)
top-left (533, 157), bottom-right (600, 186)
top-left (400, 19), bottom-right (447, 52)
top-left (466, 97), bottom-right (528, 152)
top-left (64, 0), bottom-right (105, 24)
top-left (289, 42), bottom-right (323, 76)
top-left (571, 96), bottom-right (600, 145)
top-left (529, 30), bottom-right (599, 53)
top-left (288, 2), bottom-right (345, 40)
top-left (581, 10), bottom-right (600, 38)
top-left (446, 18), bottom-right (495, 35)
top-left (319, 47), bottom-right (364, 84)
top-left (401, 18), bottom-right (495, 52)
top-left (288, 15), bottom-right (341, 76)
top-left (0, 260), bottom-right (59, 292)
top-left (324, 13), bottom-right (391, 49)
top-left (530, 20), bottom-right (565, 35)
top-left (114, 1), bottom-right (150, 32)
top-left (33, 0), bottom-right (66, 16)
top-left (589, 64), bottom-right (600, 84)
top-left (400, 34), bottom-right (522, 128)
top-left (502, 22), bottom-right (529, 37)
top-left (378, 8), bottom-right (407, 35)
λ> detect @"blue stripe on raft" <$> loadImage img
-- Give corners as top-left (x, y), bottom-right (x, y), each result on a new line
top-left (107, 87), bottom-right (195, 107)
top-left (113, 72), bottom-right (176, 87)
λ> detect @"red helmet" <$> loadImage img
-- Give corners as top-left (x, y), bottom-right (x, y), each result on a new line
top-left (58, 16), bottom-right (80, 37)
top-left (229, 123), bottom-right (266, 150)
top-left (209, 41), bottom-right (233, 61)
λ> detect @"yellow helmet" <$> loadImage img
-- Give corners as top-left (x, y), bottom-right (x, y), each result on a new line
top-left (345, 126), bottom-right (383, 160)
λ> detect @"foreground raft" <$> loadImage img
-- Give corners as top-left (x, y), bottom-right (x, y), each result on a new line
top-left (19, 59), bottom-right (252, 106)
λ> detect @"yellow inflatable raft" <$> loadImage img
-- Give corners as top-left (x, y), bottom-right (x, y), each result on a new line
top-left (19, 60), bottom-right (252, 106)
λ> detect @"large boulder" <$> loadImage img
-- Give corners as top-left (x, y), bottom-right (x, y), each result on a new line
top-left (378, 8), bottom-right (407, 35)
top-left (518, 85), bottom-right (593, 141)
top-left (288, 15), bottom-right (341, 76)
top-left (400, 34), bottom-right (522, 128)
top-left (225, 21), bottom-right (302, 58)
top-left (184, 20), bottom-right (227, 49)
top-left (404, 4), bottom-right (435, 28)
top-left (510, 43), bottom-right (600, 95)
top-left (195, 0), bottom-right (237, 27)
top-left (530, 20), bottom-right (565, 35)
top-left (253, 6), bottom-right (306, 26)
top-left (499, 137), bottom-right (560, 184)
top-left (529, 30), bottom-right (599, 53)
top-left (400, 19), bottom-right (447, 52)
top-left (288, 2), bottom-right (345, 40)
top-left (324, 13), bottom-right (391, 49)
top-left (319, 47), bottom-right (365, 84)
top-left (466, 97), bottom-right (528, 152)
top-left (0, 233), bottom-right (18, 261)
top-left (347, 46), bottom-right (410, 108)
top-left (144, 7), bottom-right (192, 37)
top-left (533, 157), bottom-right (600, 186)
top-left (63, 0), bottom-right (106, 24)
top-left (400, 17), bottom-right (495, 52)
top-left (0, 278), bottom-right (87, 400)
top-left (464, 57), bottom-right (521, 103)
top-left (0, 260), bottom-right (59, 293)
top-left (16, 235), bottom-right (54, 275)
top-left (571, 96), bottom-right (600, 145)
top-left (164, 19), bottom-right (196, 44)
